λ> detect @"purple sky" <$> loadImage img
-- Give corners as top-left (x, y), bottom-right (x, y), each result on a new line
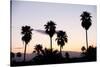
top-left (12, 1), bottom-right (97, 53)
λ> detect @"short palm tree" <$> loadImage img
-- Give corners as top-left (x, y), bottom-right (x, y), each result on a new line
top-left (65, 52), bottom-right (69, 60)
top-left (16, 52), bottom-right (22, 57)
top-left (21, 25), bottom-right (33, 62)
top-left (56, 31), bottom-right (68, 54)
top-left (44, 20), bottom-right (56, 52)
top-left (80, 11), bottom-right (92, 50)
top-left (11, 52), bottom-right (15, 58)
top-left (34, 44), bottom-right (43, 55)
top-left (11, 52), bottom-right (15, 63)
top-left (81, 46), bottom-right (86, 53)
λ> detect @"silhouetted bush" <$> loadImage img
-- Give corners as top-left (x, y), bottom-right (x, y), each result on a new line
top-left (81, 46), bottom-right (96, 61)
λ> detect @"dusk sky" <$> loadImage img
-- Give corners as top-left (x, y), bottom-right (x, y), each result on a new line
top-left (12, 1), bottom-right (96, 53)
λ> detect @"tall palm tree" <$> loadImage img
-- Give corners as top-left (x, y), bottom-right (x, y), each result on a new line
top-left (34, 44), bottom-right (43, 55)
top-left (80, 11), bottom-right (92, 50)
top-left (56, 31), bottom-right (68, 54)
top-left (21, 25), bottom-right (33, 62)
top-left (44, 20), bottom-right (56, 52)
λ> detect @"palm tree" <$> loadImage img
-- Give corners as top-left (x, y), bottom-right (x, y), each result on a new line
top-left (44, 20), bottom-right (56, 52)
top-left (80, 11), bottom-right (92, 50)
top-left (81, 46), bottom-right (86, 57)
top-left (11, 52), bottom-right (15, 58)
top-left (65, 52), bottom-right (70, 60)
top-left (16, 52), bottom-right (22, 57)
top-left (21, 25), bottom-right (33, 62)
top-left (81, 46), bottom-right (86, 53)
top-left (56, 31), bottom-right (68, 54)
top-left (34, 44), bottom-right (43, 55)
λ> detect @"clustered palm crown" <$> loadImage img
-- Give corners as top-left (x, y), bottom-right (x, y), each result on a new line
top-left (44, 20), bottom-right (56, 37)
top-left (56, 31), bottom-right (68, 48)
top-left (21, 25), bottom-right (33, 44)
top-left (81, 46), bottom-right (86, 52)
top-left (16, 52), bottom-right (22, 57)
top-left (80, 11), bottom-right (92, 30)
top-left (34, 44), bottom-right (43, 53)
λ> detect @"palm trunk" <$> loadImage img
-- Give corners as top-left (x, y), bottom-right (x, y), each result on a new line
top-left (86, 30), bottom-right (88, 50)
top-left (41, 49), bottom-right (45, 55)
top-left (37, 51), bottom-right (40, 55)
top-left (24, 43), bottom-right (27, 62)
top-left (60, 46), bottom-right (62, 55)
top-left (50, 37), bottom-right (52, 52)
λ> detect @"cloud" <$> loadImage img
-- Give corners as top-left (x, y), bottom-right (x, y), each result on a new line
top-left (34, 29), bottom-right (59, 35)
top-left (34, 29), bottom-right (47, 35)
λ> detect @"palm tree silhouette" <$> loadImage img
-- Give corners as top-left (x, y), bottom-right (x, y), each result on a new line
top-left (11, 52), bottom-right (15, 58)
top-left (80, 11), bottom-right (92, 50)
top-left (34, 44), bottom-right (43, 55)
top-left (81, 46), bottom-right (86, 57)
top-left (16, 52), bottom-right (22, 57)
top-left (56, 31), bottom-right (68, 54)
top-left (21, 25), bottom-right (33, 62)
top-left (44, 20), bottom-right (56, 52)
top-left (65, 52), bottom-right (70, 60)
top-left (81, 46), bottom-right (86, 53)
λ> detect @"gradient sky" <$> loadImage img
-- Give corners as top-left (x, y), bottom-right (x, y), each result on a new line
top-left (11, 1), bottom-right (97, 53)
